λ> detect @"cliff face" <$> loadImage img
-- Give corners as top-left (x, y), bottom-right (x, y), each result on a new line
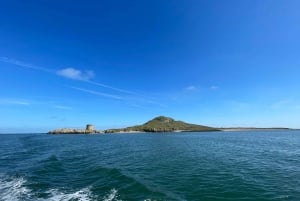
top-left (105, 116), bottom-right (219, 133)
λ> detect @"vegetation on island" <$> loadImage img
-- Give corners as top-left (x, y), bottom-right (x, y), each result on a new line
top-left (48, 116), bottom-right (290, 134)
top-left (48, 116), bottom-right (219, 134)
top-left (104, 116), bottom-right (220, 133)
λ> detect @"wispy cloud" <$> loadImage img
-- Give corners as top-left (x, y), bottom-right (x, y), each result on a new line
top-left (0, 98), bottom-right (75, 110)
top-left (185, 85), bottom-right (198, 91)
top-left (184, 85), bottom-right (219, 92)
top-left (57, 68), bottom-right (95, 81)
top-left (1, 57), bottom-right (164, 107)
top-left (1, 57), bottom-right (138, 95)
top-left (210, 85), bottom-right (219, 90)
top-left (56, 67), bottom-right (140, 95)
top-left (56, 68), bottom-right (137, 94)
top-left (69, 86), bottom-right (123, 100)
top-left (0, 57), bottom-right (53, 73)
top-left (0, 98), bottom-right (30, 105)
top-left (54, 105), bottom-right (72, 110)
top-left (86, 80), bottom-right (138, 95)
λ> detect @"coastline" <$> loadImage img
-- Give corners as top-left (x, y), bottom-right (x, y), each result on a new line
top-left (47, 117), bottom-right (293, 135)
top-left (220, 128), bottom-right (290, 132)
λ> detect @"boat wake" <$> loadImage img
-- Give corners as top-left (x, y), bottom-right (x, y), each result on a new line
top-left (0, 176), bottom-right (30, 201)
top-left (0, 175), bottom-right (122, 201)
top-left (46, 188), bottom-right (92, 201)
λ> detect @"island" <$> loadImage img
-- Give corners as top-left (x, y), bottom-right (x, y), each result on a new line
top-left (48, 116), bottom-right (291, 134)
top-left (104, 116), bottom-right (220, 133)
top-left (48, 116), bottom-right (220, 134)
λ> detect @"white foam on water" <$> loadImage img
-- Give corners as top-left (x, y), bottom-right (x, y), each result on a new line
top-left (103, 188), bottom-right (122, 201)
top-left (0, 175), bottom-right (93, 201)
top-left (0, 176), bottom-right (31, 201)
top-left (45, 187), bottom-right (92, 201)
top-left (46, 188), bottom-right (123, 201)
top-left (0, 175), bottom-right (122, 201)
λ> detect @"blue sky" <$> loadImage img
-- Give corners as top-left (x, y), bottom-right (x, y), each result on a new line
top-left (1, 0), bottom-right (300, 132)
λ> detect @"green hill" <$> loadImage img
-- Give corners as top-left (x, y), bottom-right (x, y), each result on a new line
top-left (105, 116), bottom-right (220, 133)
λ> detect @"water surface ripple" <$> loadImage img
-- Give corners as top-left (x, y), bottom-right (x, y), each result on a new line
top-left (0, 131), bottom-right (299, 200)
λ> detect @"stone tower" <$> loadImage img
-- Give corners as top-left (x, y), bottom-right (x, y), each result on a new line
top-left (86, 124), bottom-right (95, 132)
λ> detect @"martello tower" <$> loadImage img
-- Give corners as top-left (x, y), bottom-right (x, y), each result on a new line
top-left (86, 124), bottom-right (95, 132)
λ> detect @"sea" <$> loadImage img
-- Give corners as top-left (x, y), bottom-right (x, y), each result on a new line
top-left (0, 131), bottom-right (299, 201)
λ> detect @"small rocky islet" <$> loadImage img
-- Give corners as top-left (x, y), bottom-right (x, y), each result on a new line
top-left (48, 124), bottom-right (102, 134)
top-left (48, 116), bottom-right (220, 134)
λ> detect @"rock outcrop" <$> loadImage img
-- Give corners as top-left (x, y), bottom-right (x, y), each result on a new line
top-left (48, 124), bottom-right (101, 134)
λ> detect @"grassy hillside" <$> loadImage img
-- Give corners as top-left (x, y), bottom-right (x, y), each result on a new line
top-left (105, 116), bottom-right (219, 133)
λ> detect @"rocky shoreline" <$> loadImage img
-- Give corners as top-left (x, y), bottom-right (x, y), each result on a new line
top-left (48, 128), bottom-right (102, 134)
top-left (48, 124), bottom-right (102, 134)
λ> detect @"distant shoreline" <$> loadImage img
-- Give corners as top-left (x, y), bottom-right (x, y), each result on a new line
top-left (219, 128), bottom-right (290, 131)
top-left (46, 116), bottom-right (296, 135)
top-left (1, 129), bottom-right (300, 135)
top-left (46, 128), bottom-right (293, 135)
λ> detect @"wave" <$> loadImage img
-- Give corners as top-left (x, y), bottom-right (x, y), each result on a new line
top-left (45, 188), bottom-right (92, 201)
top-left (46, 188), bottom-right (123, 201)
top-left (103, 189), bottom-right (121, 201)
top-left (0, 176), bottom-right (30, 201)
top-left (0, 175), bottom-right (123, 201)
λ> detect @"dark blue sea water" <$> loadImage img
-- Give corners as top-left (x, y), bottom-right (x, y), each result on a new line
top-left (0, 131), bottom-right (299, 201)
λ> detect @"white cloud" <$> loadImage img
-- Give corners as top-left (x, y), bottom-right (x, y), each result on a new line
top-left (0, 99), bottom-right (30, 105)
top-left (54, 105), bottom-right (72, 110)
top-left (57, 68), bottom-right (95, 81)
top-left (1, 57), bottom-right (139, 95)
top-left (185, 85), bottom-right (198, 91)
